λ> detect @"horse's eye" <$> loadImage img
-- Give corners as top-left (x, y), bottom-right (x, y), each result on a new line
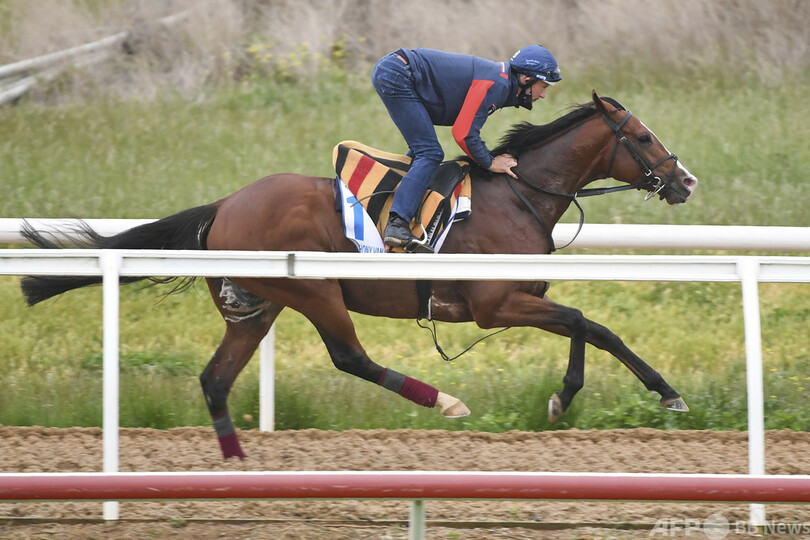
top-left (638, 134), bottom-right (652, 145)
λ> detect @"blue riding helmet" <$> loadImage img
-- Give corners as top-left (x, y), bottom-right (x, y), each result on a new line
top-left (510, 45), bottom-right (562, 85)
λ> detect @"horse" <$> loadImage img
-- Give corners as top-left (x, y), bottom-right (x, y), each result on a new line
top-left (20, 91), bottom-right (698, 459)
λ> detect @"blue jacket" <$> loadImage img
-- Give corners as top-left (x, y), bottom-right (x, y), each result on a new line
top-left (399, 48), bottom-right (520, 169)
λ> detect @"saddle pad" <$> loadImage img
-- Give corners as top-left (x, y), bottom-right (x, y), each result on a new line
top-left (333, 141), bottom-right (471, 252)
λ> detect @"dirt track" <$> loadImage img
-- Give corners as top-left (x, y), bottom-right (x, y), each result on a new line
top-left (1, 427), bottom-right (809, 538)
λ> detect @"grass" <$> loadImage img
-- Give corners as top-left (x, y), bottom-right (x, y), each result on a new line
top-left (2, 275), bottom-right (808, 431)
top-left (1, 57), bottom-right (808, 432)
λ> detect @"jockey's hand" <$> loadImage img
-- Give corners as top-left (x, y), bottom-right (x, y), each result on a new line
top-left (488, 154), bottom-right (518, 179)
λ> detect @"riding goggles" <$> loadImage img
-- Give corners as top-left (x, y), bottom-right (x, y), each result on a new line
top-left (530, 66), bottom-right (562, 85)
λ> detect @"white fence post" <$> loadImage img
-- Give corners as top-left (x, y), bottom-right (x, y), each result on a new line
top-left (259, 326), bottom-right (275, 432)
top-left (738, 257), bottom-right (766, 527)
top-left (100, 251), bottom-right (121, 521)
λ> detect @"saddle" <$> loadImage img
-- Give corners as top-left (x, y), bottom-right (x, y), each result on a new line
top-left (333, 141), bottom-right (471, 253)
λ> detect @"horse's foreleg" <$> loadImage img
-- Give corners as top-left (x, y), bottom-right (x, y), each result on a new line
top-left (538, 302), bottom-right (686, 420)
top-left (507, 299), bottom-right (588, 422)
top-left (468, 290), bottom-right (588, 420)
top-left (548, 316), bottom-right (687, 421)
top-left (469, 289), bottom-right (684, 421)
top-left (202, 278), bottom-right (281, 459)
top-left (538, 301), bottom-right (686, 420)
top-left (583, 319), bottom-right (687, 412)
top-left (547, 307), bottom-right (587, 422)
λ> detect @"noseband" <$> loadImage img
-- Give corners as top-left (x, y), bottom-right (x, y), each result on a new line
top-left (507, 108), bottom-right (681, 252)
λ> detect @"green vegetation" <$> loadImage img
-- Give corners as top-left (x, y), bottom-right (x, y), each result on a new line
top-left (1, 1), bottom-right (808, 432)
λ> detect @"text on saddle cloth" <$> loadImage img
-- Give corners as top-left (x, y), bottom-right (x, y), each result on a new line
top-left (332, 140), bottom-right (472, 253)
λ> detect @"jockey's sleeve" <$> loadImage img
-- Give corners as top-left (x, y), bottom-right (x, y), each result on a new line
top-left (451, 79), bottom-right (496, 169)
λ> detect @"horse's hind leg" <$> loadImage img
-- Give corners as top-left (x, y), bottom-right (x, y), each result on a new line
top-left (237, 277), bottom-right (470, 419)
top-left (201, 278), bottom-right (281, 459)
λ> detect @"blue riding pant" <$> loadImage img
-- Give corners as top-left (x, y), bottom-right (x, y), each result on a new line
top-left (371, 53), bottom-right (444, 221)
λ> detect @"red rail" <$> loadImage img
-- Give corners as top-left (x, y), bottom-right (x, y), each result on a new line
top-left (1, 472), bottom-right (809, 503)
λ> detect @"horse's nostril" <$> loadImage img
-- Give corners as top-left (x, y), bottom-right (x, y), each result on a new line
top-left (684, 177), bottom-right (698, 189)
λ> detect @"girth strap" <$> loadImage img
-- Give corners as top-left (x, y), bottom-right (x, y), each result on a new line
top-left (416, 280), bottom-right (432, 320)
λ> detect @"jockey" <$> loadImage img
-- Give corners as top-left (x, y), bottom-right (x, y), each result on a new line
top-left (371, 45), bottom-right (561, 251)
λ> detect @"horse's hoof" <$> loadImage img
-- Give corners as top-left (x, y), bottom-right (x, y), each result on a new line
top-left (548, 392), bottom-right (564, 422)
top-left (436, 391), bottom-right (471, 418)
top-left (660, 396), bottom-right (689, 413)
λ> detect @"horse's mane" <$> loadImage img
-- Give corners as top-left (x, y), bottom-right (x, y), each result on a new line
top-left (488, 96), bottom-right (625, 159)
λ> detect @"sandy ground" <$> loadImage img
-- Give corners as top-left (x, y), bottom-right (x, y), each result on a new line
top-left (0, 427), bottom-right (808, 539)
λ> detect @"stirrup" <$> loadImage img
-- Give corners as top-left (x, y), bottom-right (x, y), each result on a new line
top-left (404, 223), bottom-right (433, 253)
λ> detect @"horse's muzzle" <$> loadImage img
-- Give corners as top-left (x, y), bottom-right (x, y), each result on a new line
top-left (662, 173), bottom-right (698, 205)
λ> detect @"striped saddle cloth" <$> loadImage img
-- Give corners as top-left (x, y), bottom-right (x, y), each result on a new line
top-left (332, 140), bottom-right (471, 252)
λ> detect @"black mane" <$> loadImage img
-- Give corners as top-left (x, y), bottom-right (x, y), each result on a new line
top-left (489, 96), bottom-right (625, 159)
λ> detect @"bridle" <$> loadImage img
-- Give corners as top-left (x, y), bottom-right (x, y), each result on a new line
top-left (600, 109), bottom-right (680, 202)
top-left (505, 107), bottom-right (680, 252)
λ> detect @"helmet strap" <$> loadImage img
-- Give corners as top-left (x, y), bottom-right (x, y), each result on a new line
top-left (517, 84), bottom-right (533, 110)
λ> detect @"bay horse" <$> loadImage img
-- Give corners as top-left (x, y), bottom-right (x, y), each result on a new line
top-left (21, 91), bottom-right (698, 459)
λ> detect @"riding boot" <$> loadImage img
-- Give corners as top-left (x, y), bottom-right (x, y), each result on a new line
top-left (383, 213), bottom-right (417, 248)
top-left (384, 214), bottom-right (434, 253)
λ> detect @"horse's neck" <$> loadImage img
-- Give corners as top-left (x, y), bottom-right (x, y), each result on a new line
top-left (522, 120), bottom-right (609, 195)
top-left (516, 124), bottom-right (609, 222)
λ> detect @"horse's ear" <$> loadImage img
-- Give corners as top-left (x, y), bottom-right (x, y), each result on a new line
top-left (592, 90), bottom-right (607, 113)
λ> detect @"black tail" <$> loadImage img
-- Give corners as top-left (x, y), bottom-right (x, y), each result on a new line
top-left (20, 203), bottom-right (219, 306)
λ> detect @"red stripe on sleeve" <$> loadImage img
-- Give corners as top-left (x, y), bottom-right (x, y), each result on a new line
top-left (451, 79), bottom-right (495, 160)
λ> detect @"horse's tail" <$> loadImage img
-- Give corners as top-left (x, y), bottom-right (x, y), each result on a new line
top-left (20, 203), bottom-right (219, 306)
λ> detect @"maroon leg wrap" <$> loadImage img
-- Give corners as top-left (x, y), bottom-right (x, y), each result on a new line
top-left (217, 432), bottom-right (247, 460)
top-left (379, 368), bottom-right (438, 408)
top-left (212, 410), bottom-right (246, 460)
top-left (400, 376), bottom-right (439, 407)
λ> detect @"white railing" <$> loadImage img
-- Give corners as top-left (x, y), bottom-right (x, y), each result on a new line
top-left (4, 219), bottom-right (810, 251)
top-left (5, 220), bottom-right (806, 433)
top-left (2, 248), bottom-right (810, 524)
top-left (3, 222), bottom-right (810, 525)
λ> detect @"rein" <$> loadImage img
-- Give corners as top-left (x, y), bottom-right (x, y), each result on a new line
top-left (507, 109), bottom-right (679, 252)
